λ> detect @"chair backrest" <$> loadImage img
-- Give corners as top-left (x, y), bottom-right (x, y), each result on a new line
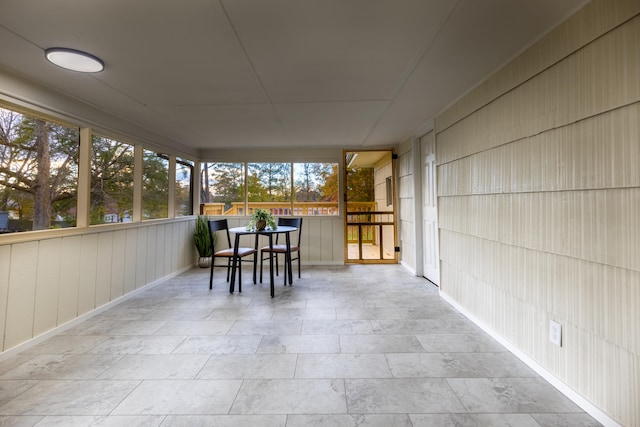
top-left (208, 219), bottom-right (232, 248)
top-left (277, 217), bottom-right (303, 246)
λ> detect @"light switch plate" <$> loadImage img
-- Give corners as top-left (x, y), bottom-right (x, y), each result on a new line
top-left (550, 320), bottom-right (562, 347)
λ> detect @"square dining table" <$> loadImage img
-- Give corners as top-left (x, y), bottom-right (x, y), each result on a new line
top-left (228, 225), bottom-right (297, 297)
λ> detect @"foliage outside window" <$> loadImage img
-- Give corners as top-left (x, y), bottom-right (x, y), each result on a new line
top-left (142, 149), bottom-right (169, 220)
top-left (175, 157), bottom-right (193, 217)
top-left (248, 162), bottom-right (291, 215)
top-left (294, 163), bottom-right (338, 215)
top-left (200, 162), bottom-right (339, 216)
top-left (201, 162), bottom-right (245, 215)
top-left (0, 106), bottom-right (79, 231)
top-left (90, 136), bottom-right (134, 224)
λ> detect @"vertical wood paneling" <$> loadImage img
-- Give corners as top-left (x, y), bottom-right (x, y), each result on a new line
top-left (124, 229), bottom-right (138, 294)
top-left (33, 238), bottom-right (61, 336)
top-left (163, 224), bottom-right (173, 277)
top-left (95, 232), bottom-right (113, 307)
top-left (331, 218), bottom-right (343, 263)
top-left (136, 226), bottom-right (148, 288)
top-left (110, 230), bottom-right (127, 300)
top-left (172, 222), bottom-right (181, 272)
top-left (320, 219), bottom-right (333, 262)
top-left (4, 241), bottom-right (38, 349)
top-left (57, 236), bottom-right (82, 325)
top-left (308, 218), bottom-right (322, 262)
top-left (146, 225), bottom-right (158, 283)
top-left (397, 144), bottom-right (416, 271)
top-left (78, 234), bottom-right (98, 315)
top-left (0, 245), bottom-right (10, 350)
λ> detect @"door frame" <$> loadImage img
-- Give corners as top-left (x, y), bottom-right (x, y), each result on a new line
top-left (343, 149), bottom-right (398, 264)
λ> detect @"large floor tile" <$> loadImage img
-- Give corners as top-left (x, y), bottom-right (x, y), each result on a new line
top-left (257, 335), bottom-right (340, 354)
top-left (227, 320), bottom-right (302, 335)
top-left (416, 333), bottom-right (507, 352)
top-left (410, 413), bottom-right (541, 427)
top-left (97, 354), bottom-right (209, 380)
top-left (0, 355), bottom-right (121, 380)
top-left (111, 380), bottom-right (242, 415)
top-left (345, 378), bottom-right (466, 413)
top-left (0, 380), bottom-right (139, 416)
top-left (88, 335), bottom-right (186, 355)
top-left (159, 415), bottom-right (286, 427)
top-left (295, 354), bottom-right (392, 378)
top-left (339, 334), bottom-right (425, 353)
top-left (32, 415), bottom-right (165, 426)
top-left (385, 352), bottom-right (490, 378)
top-left (230, 379), bottom-right (347, 414)
top-left (197, 354), bottom-right (297, 379)
top-left (152, 320), bottom-right (235, 335)
top-left (447, 377), bottom-right (583, 413)
top-left (286, 414), bottom-right (412, 427)
top-left (171, 335), bottom-right (262, 354)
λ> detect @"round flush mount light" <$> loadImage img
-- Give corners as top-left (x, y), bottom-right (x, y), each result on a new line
top-left (45, 47), bottom-right (104, 73)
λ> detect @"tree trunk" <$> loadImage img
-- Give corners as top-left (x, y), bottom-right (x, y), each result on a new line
top-left (201, 162), bottom-right (210, 203)
top-left (32, 119), bottom-right (51, 230)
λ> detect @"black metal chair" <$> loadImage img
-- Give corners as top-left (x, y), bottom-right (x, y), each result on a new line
top-left (259, 217), bottom-right (303, 284)
top-left (208, 219), bottom-right (257, 291)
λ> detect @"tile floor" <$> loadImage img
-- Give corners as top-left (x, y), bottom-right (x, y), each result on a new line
top-left (0, 265), bottom-right (601, 426)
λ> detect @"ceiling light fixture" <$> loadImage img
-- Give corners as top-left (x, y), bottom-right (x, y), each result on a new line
top-left (45, 47), bottom-right (104, 73)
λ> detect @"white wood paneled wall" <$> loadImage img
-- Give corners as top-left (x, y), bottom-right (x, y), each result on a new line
top-left (0, 218), bottom-right (195, 354)
top-left (435, 1), bottom-right (640, 425)
top-left (396, 139), bottom-right (417, 272)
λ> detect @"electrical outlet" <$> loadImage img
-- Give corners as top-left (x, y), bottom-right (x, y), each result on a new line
top-left (549, 320), bottom-right (562, 347)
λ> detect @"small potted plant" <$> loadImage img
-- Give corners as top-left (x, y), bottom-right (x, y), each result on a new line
top-left (194, 215), bottom-right (214, 267)
top-left (248, 208), bottom-right (277, 231)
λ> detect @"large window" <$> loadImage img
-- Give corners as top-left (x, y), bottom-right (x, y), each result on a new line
top-left (294, 163), bottom-right (338, 215)
top-left (0, 105), bottom-right (79, 231)
top-left (248, 162), bottom-right (291, 214)
top-left (200, 162), bottom-right (339, 216)
top-left (142, 150), bottom-right (169, 220)
top-left (90, 136), bottom-right (134, 224)
top-left (175, 157), bottom-right (193, 217)
top-left (201, 162), bottom-right (245, 215)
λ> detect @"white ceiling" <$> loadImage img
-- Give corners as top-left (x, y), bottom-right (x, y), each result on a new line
top-left (0, 0), bottom-right (587, 156)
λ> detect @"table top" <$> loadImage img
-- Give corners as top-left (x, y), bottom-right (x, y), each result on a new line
top-left (229, 225), bottom-right (297, 234)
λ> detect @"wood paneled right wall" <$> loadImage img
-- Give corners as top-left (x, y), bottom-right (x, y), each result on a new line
top-left (435, 1), bottom-right (640, 425)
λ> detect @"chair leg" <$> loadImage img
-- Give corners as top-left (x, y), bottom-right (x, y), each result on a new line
top-left (297, 254), bottom-right (301, 278)
top-left (252, 252), bottom-right (257, 284)
top-left (259, 251), bottom-right (264, 283)
top-left (238, 259), bottom-right (242, 293)
top-left (209, 257), bottom-right (215, 289)
top-left (226, 258), bottom-right (231, 282)
top-left (275, 253), bottom-right (279, 277)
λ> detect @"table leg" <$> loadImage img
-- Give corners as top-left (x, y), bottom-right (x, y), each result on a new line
top-left (229, 234), bottom-right (240, 294)
top-left (286, 231), bottom-right (293, 286)
top-left (268, 234), bottom-right (275, 297)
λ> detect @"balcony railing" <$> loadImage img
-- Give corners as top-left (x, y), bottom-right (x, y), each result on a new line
top-left (199, 201), bottom-right (376, 217)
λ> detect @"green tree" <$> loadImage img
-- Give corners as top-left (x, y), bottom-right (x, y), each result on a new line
top-left (207, 163), bottom-right (244, 211)
top-left (0, 108), bottom-right (78, 230)
top-left (346, 167), bottom-right (374, 202)
top-left (90, 136), bottom-right (134, 224)
top-left (318, 163), bottom-right (339, 202)
top-left (248, 162), bottom-right (290, 202)
top-left (142, 150), bottom-right (168, 219)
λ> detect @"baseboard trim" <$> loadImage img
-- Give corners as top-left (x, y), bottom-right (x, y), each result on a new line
top-left (0, 265), bottom-right (192, 361)
top-left (439, 292), bottom-right (621, 427)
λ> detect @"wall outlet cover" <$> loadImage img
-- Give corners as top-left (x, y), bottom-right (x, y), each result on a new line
top-left (550, 320), bottom-right (562, 347)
